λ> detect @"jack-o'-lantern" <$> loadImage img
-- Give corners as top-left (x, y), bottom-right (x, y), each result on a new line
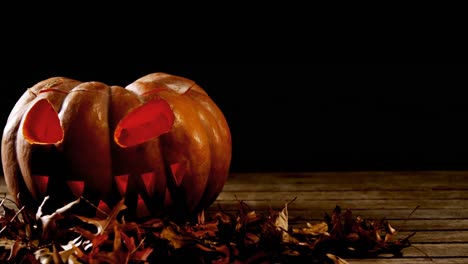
top-left (1, 72), bottom-right (231, 220)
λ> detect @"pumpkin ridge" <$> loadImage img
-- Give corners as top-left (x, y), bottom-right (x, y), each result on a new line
top-left (126, 77), bottom-right (215, 214)
top-left (27, 88), bottom-right (38, 97)
top-left (108, 86), bottom-right (169, 216)
top-left (39, 88), bottom-right (69, 95)
top-left (184, 92), bottom-right (231, 209)
top-left (57, 82), bottom-right (113, 204)
top-left (10, 79), bottom-right (82, 202)
top-left (67, 88), bottom-right (109, 95)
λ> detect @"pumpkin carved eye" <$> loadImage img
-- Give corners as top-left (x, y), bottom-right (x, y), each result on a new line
top-left (22, 98), bottom-right (64, 145)
top-left (114, 99), bottom-right (175, 148)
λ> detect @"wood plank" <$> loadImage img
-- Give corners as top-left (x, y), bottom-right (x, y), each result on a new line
top-left (223, 183), bottom-right (468, 191)
top-left (217, 190), bottom-right (468, 200)
top-left (211, 199), bottom-right (468, 209)
top-left (2, 171), bottom-right (468, 263)
top-left (207, 207), bottom-right (468, 220)
top-left (346, 258), bottom-right (468, 264)
top-left (226, 171), bottom-right (468, 187)
top-left (290, 219), bottom-right (468, 231)
top-left (402, 243), bottom-right (468, 257)
top-left (396, 231), bottom-right (468, 243)
top-left (339, 244), bottom-right (468, 261)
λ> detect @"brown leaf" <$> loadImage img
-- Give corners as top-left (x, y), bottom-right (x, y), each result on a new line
top-left (245, 211), bottom-right (261, 224)
top-left (91, 234), bottom-right (109, 253)
top-left (2, 195), bottom-right (415, 263)
top-left (75, 199), bottom-right (127, 236)
top-left (71, 226), bottom-right (97, 241)
top-left (304, 222), bottom-right (329, 235)
top-left (1, 198), bottom-right (17, 222)
top-left (88, 226), bottom-right (129, 264)
top-left (275, 203), bottom-right (288, 232)
top-left (33, 244), bottom-right (75, 264)
top-left (244, 232), bottom-right (260, 245)
top-left (160, 223), bottom-right (193, 249)
top-left (384, 221), bottom-right (398, 243)
top-left (7, 238), bottom-right (25, 262)
top-left (211, 245), bottom-right (230, 264)
top-left (120, 230), bottom-right (137, 253)
top-left (215, 204), bottom-right (235, 225)
top-left (70, 244), bottom-right (88, 262)
top-left (131, 247), bottom-right (153, 262)
top-left (198, 209), bottom-right (205, 225)
top-left (330, 206), bottom-right (343, 238)
top-left (52, 243), bottom-right (64, 264)
top-left (36, 196), bottom-right (81, 241)
top-left (326, 253), bottom-right (349, 264)
top-left (89, 252), bottom-right (120, 264)
top-left (142, 218), bottom-right (164, 229)
top-left (189, 220), bottom-right (219, 238)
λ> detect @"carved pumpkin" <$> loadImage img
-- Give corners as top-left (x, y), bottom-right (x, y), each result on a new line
top-left (1, 72), bottom-right (232, 219)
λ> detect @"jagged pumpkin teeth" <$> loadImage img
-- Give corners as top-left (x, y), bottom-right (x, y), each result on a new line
top-left (141, 172), bottom-right (157, 196)
top-left (115, 174), bottom-right (129, 196)
top-left (98, 200), bottom-right (111, 214)
top-left (67, 181), bottom-right (85, 198)
top-left (137, 194), bottom-right (150, 218)
top-left (170, 162), bottom-right (186, 187)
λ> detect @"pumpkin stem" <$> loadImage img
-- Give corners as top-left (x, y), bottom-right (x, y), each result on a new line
top-left (114, 99), bottom-right (175, 148)
top-left (22, 98), bottom-right (64, 144)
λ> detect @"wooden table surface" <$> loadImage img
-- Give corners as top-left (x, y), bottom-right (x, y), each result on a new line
top-left (210, 171), bottom-right (468, 263)
top-left (2, 171), bottom-right (468, 263)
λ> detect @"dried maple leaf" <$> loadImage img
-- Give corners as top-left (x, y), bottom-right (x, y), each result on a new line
top-left (1, 192), bottom-right (415, 264)
top-left (7, 238), bottom-right (25, 262)
top-left (36, 196), bottom-right (81, 242)
top-left (160, 222), bottom-right (195, 249)
top-left (130, 247), bottom-right (153, 262)
top-left (274, 202), bottom-right (288, 232)
top-left (0, 197), bottom-right (17, 223)
top-left (293, 221), bottom-right (329, 236)
top-left (188, 219), bottom-right (219, 238)
top-left (74, 199), bottom-right (127, 236)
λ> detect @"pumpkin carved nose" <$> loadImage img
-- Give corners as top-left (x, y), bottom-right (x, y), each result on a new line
top-left (22, 98), bottom-right (64, 145)
top-left (114, 98), bottom-right (175, 148)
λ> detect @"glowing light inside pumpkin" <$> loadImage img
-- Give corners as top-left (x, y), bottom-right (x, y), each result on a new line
top-left (98, 200), bottom-right (111, 214)
top-left (114, 99), bottom-right (175, 147)
top-left (33, 175), bottom-right (49, 196)
top-left (137, 194), bottom-right (150, 218)
top-left (23, 99), bottom-right (64, 144)
top-left (67, 181), bottom-right (85, 198)
top-left (141, 171), bottom-right (156, 196)
top-left (170, 162), bottom-right (186, 187)
top-left (115, 174), bottom-right (129, 196)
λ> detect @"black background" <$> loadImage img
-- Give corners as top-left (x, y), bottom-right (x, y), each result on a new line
top-left (2, 63), bottom-right (468, 173)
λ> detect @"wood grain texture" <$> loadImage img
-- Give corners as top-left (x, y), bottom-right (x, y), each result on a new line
top-left (212, 171), bottom-right (468, 263)
top-left (2, 171), bottom-right (468, 263)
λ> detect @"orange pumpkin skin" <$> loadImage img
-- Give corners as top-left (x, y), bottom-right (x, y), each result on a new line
top-left (1, 73), bottom-right (231, 219)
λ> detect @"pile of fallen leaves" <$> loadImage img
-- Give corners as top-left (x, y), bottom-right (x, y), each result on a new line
top-left (0, 195), bottom-right (414, 263)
